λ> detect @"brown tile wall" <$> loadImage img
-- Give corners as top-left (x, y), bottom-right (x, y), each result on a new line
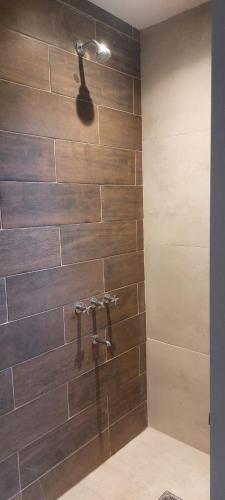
top-left (0, 0), bottom-right (145, 498)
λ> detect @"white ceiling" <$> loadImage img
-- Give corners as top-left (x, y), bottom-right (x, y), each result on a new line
top-left (92, 0), bottom-right (208, 29)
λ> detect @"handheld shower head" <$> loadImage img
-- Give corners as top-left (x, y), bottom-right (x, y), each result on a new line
top-left (75, 39), bottom-right (111, 63)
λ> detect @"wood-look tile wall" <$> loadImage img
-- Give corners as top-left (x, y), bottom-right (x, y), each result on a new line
top-left (0, 0), bottom-right (146, 498)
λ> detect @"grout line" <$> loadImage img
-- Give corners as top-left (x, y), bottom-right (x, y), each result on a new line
top-left (57, 0), bottom-right (135, 42)
top-left (0, 280), bottom-right (141, 328)
top-left (0, 181), bottom-right (141, 187)
top-left (0, 126), bottom-right (142, 152)
top-left (132, 78), bottom-right (135, 114)
top-left (2, 249), bottom-right (143, 281)
top-left (0, 28), bottom-right (139, 79)
top-left (0, 77), bottom-right (140, 117)
top-left (0, 341), bottom-right (144, 416)
top-left (109, 400), bottom-right (146, 429)
top-left (147, 337), bottom-right (210, 357)
top-left (20, 428), bottom-right (109, 494)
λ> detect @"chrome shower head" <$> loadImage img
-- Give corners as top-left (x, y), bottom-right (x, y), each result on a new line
top-left (75, 39), bottom-right (111, 63)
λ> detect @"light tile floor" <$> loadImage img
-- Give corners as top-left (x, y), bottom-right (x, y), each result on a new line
top-left (60, 427), bottom-right (210, 500)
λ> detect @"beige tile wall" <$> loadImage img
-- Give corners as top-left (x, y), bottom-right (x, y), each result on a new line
top-left (141, 2), bottom-right (211, 453)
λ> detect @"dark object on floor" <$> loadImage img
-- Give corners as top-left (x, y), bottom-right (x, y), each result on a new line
top-left (158, 492), bottom-right (183, 500)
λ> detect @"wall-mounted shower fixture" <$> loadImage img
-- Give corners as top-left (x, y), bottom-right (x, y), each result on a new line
top-left (75, 302), bottom-right (88, 314)
top-left (92, 334), bottom-right (111, 348)
top-left (90, 297), bottom-right (105, 310)
top-left (103, 293), bottom-right (119, 306)
top-left (75, 39), bottom-right (111, 63)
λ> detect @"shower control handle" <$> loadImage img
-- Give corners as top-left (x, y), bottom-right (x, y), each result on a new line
top-left (103, 293), bottom-right (119, 306)
top-left (90, 297), bottom-right (105, 310)
top-left (75, 302), bottom-right (88, 315)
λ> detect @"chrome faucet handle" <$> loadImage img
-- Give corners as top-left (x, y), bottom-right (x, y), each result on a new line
top-left (75, 302), bottom-right (88, 315)
top-left (89, 297), bottom-right (105, 310)
top-left (103, 293), bottom-right (119, 306)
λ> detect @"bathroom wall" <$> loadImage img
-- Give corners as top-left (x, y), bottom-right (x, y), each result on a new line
top-left (142, 2), bottom-right (211, 453)
top-left (0, 1), bottom-right (146, 498)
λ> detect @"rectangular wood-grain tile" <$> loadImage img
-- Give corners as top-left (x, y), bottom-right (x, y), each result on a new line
top-left (133, 27), bottom-right (140, 42)
top-left (50, 47), bottom-right (133, 112)
top-left (0, 0), bottom-right (95, 53)
top-left (55, 140), bottom-right (135, 184)
top-left (110, 401), bottom-right (147, 454)
top-left (0, 368), bottom-right (14, 416)
top-left (65, 0), bottom-right (132, 36)
top-left (140, 342), bottom-right (146, 373)
top-left (108, 373), bottom-right (146, 424)
top-left (102, 186), bottom-right (143, 221)
top-left (0, 454), bottom-right (20, 500)
top-left (20, 398), bottom-right (108, 488)
top-left (21, 431), bottom-right (110, 500)
top-left (0, 309), bottom-right (64, 371)
top-left (61, 221), bottom-right (136, 265)
top-left (96, 22), bottom-right (140, 76)
top-left (107, 313), bottom-right (146, 359)
top-left (0, 182), bottom-right (101, 228)
top-left (0, 132), bottom-right (55, 182)
top-left (0, 26), bottom-right (49, 90)
top-left (13, 335), bottom-right (106, 406)
top-left (64, 284), bottom-right (138, 342)
top-left (68, 347), bottom-right (140, 415)
top-left (138, 282), bottom-right (145, 313)
top-left (99, 107), bottom-right (142, 150)
top-left (136, 151), bottom-right (142, 184)
top-left (0, 81), bottom-right (98, 142)
top-left (104, 251), bottom-right (144, 290)
top-left (137, 219), bottom-right (144, 249)
top-left (0, 227), bottom-right (61, 277)
top-left (7, 260), bottom-right (104, 320)
top-left (134, 78), bottom-right (141, 115)
top-left (0, 279), bottom-right (7, 324)
top-left (0, 385), bottom-right (68, 462)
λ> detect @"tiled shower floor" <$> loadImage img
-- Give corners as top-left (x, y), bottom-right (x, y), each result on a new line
top-left (59, 427), bottom-right (210, 500)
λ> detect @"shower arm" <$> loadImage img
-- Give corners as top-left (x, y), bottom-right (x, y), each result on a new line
top-left (75, 40), bottom-right (99, 57)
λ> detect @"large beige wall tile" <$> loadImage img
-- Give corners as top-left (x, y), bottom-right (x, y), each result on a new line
top-left (144, 213), bottom-right (209, 249)
top-left (141, 3), bottom-right (211, 139)
top-left (145, 244), bottom-right (209, 354)
top-left (147, 339), bottom-right (210, 453)
top-left (143, 131), bottom-right (210, 217)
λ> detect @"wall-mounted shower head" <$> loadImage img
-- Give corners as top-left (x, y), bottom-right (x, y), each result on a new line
top-left (75, 39), bottom-right (111, 63)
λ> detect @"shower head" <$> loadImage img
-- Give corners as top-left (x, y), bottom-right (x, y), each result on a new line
top-left (75, 39), bottom-right (111, 63)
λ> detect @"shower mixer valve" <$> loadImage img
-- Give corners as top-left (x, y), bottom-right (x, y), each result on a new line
top-left (89, 297), bottom-right (105, 310)
top-left (75, 302), bottom-right (88, 315)
top-left (75, 294), bottom-right (119, 316)
top-left (103, 293), bottom-right (119, 306)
